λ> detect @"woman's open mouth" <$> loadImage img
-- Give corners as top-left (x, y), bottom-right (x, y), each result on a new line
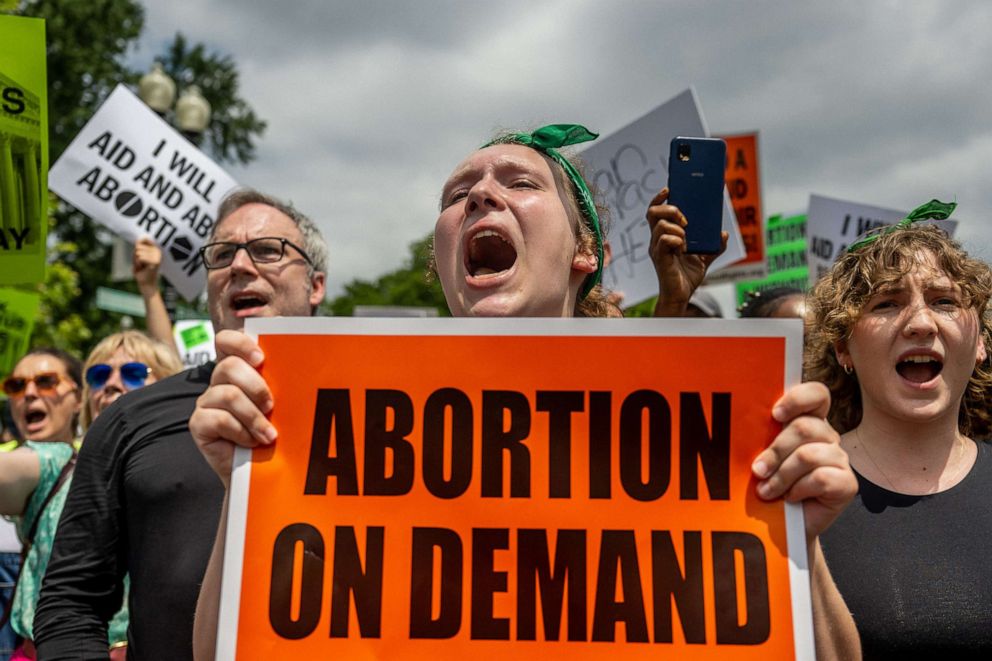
top-left (24, 409), bottom-right (48, 432)
top-left (467, 230), bottom-right (517, 278)
top-left (895, 355), bottom-right (943, 384)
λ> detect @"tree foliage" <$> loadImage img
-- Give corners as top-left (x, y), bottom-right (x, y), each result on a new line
top-left (323, 235), bottom-right (449, 317)
top-left (8, 0), bottom-right (265, 358)
top-left (158, 32), bottom-right (266, 164)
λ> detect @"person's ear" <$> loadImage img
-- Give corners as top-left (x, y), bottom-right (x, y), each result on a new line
top-left (309, 271), bottom-right (327, 308)
top-left (572, 248), bottom-right (597, 274)
top-left (834, 340), bottom-right (853, 373)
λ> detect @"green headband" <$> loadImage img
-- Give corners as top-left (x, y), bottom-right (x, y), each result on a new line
top-left (483, 124), bottom-right (604, 299)
top-left (846, 199), bottom-right (957, 253)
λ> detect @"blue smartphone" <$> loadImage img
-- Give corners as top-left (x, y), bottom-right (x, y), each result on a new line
top-left (667, 137), bottom-right (727, 254)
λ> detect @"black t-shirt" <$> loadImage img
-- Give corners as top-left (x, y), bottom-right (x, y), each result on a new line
top-left (821, 439), bottom-right (992, 660)
top-left (34, 363), bottom-right (224, 660)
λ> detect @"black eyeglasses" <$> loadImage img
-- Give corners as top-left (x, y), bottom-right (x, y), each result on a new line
top-left (85, 362), bottom-right (151, 391)
top-left (199, 237), bottom-right (314, 270)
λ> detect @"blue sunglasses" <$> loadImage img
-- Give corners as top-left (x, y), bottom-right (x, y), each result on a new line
top-left (85, 362), bottom-right (151, 391)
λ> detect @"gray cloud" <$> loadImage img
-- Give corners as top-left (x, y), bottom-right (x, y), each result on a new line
top-left (133, 0), bottom-right (992, 295)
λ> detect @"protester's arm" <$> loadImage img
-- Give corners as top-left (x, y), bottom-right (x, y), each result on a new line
top-left (34, 411), bottom-right (129, 657)
top-left (194, 493), bottom-right (228, 661)
top-left (134, 236), bottom-right (180, 355)
top-left (190, 331), bottom-right (273, 659)
top-left (0, 447), bottom-right (40, 516)
top-left (646, 188), bottom-right (728, 316)
top-left (751, 382), bottom-right (861, 660)
top-left (809, 539), bottom-right (859, 661)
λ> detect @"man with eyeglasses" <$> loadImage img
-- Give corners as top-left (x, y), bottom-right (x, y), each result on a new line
top-left (34, 190), bottom-right (327, 660)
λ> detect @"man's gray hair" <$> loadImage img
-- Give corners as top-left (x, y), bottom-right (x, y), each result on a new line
top-left (212, 189), bottom-right (328, 275)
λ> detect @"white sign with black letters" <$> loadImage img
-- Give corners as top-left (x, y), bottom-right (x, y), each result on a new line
top-left (49, 85), bottom-right (239, 300)
top-left (806, 194), bottom-right (959, 284)
top-left (580, 88), bottom-right (745, 308)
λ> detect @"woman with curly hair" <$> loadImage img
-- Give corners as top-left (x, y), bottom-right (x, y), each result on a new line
top-left (807, 203), bottom-right (992, 658)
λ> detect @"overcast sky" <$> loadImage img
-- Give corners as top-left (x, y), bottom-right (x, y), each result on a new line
top-left (131, 0), bottom-right (992, 299)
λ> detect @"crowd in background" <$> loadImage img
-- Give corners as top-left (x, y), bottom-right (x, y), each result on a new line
top-left (0, 126), bottom-right (988, 660)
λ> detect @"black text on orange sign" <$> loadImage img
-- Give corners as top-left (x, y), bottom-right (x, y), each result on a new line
top-left (304, 388), bottom-right (733, 501)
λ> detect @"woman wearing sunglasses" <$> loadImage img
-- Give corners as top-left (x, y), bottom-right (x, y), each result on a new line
top-left (0, 334), bottom-right (182, 659)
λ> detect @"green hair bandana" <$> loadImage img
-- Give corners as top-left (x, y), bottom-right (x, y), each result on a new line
top-left (846, 199), bottom-right (957, 253)
top-left (483, 124), bottom-right (604, 299)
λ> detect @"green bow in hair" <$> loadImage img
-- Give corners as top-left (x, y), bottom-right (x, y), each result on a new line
top-left (483, 124), bottom-right (604, 299)
top-left (846, 199), bottom-right (957, 253)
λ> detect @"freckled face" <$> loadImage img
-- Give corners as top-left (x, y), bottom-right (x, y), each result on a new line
top-left (434, 144), bottom-right (595, 317)
top-left (837, 254), bottom-right (987, 426)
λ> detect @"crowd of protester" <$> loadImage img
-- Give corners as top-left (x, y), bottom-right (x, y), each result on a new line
top-left (1, 124), bottom-right (988, 660)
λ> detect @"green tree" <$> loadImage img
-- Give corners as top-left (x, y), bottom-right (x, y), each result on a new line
top-left (323, 235), bottom-right (449, 317)
top-left (9, 0), bottom-right (265, 357)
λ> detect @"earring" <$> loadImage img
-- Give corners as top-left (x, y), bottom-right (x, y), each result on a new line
top-left (843, 363), bottom-right (854, 375)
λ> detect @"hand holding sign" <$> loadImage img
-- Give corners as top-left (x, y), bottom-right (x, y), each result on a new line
top-left (192, 330), bottom-right (274, 488)
top-left (192, 319), bottom-right (860, 659)
top-left (754, 382), bottom-right (855, 545)
top-left (647, 187), bottom-right (728, 316)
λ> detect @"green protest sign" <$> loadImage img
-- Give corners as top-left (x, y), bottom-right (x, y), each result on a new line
top-left (735, 213), bottom-right (808, 308)
top-left (0, 15), bottom-right (48, 285)
top-left (0, 286), bottom-right (41, 376)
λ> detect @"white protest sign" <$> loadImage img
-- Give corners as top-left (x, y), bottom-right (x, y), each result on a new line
top-left (173, 318), bottom-right (216, 368)
top-left (806, 194), bottom-right (959, 284)
top-left (49, 84), bottom-right (240, 300)
top-left (580, 88), bottom-right (745, 307)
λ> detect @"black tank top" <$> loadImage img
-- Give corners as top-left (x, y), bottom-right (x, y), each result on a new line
top-left (821, 439), bottom-right (992, 660)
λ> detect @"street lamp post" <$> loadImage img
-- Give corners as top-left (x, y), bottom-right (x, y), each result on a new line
top-left (136, 62), bottom-right (212, 321)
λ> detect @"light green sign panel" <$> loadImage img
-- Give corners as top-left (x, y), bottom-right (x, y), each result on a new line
top-left (735, 213), bottom-right (809, 307)
top-left (179, 322), bottom-right (210, 348)
top-left (0, 286), bottom-right (40, 375)
top-left (95, 286), bottom-right (146, 317)
top-left (0, 15), bottom-right (48, 285)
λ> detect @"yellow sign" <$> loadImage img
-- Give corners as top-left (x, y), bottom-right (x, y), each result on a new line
top-left (0, 15), bottom-right (48, 285)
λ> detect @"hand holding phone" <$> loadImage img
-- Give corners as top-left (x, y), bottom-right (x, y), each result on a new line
top-left (667, 137), bottom-right (727, 254)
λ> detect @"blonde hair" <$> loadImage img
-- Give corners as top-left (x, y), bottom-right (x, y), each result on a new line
top-left (80, 331), bottom-right (184, 430)
top-left (805, 224), bottom-right (992, 437)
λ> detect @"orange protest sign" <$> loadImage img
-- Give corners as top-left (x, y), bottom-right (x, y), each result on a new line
top-left (218, 318), bottom-right (811, 659)
top-left (722, 133), bottom-right (764, 267)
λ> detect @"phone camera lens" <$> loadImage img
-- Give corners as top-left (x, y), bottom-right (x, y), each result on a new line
top-left (677, 143), bottom-right (691, 162)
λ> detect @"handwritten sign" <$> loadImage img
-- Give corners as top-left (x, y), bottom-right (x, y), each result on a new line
top-left (806, 194), bottom-right (958, 284)
top-left (580, 89), bottom-right (745, 306)
top-left (0, 15), bottom-right (48, 285)
top-left (217, 317), bottom-right (813, 659)
top-left (706, 133), bottom-right (766, 284)
top-left (49, 85), bottom-right (240, 300)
